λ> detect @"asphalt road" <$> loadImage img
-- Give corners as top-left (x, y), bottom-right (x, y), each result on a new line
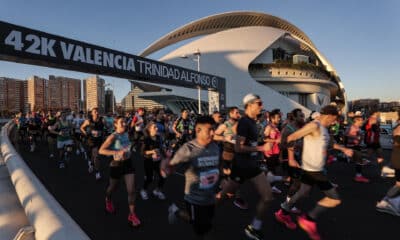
top-left (14, 138), bottom-right (400, 240)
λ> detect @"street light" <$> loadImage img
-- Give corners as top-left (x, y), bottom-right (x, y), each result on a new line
top-left (181, 49), bottom-right (202, 115)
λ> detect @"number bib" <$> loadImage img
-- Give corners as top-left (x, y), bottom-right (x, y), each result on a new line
top-left (199, 169), bottom-right (219, 189)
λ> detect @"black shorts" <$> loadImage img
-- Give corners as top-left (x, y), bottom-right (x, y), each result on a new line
top-left (301, 171), bottom-right (334, 191)
top-left (88, 138), bottom-right (103, 148)
top-left (230, 164), bottom-right (262, 184)
top-left (185, 201), bottom-right (215, 236)
top-left (109, 160), bottom-right (135, 179)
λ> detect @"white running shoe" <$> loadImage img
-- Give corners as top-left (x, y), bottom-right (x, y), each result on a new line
top-left (168, 204), bottom-right (179, 224)
top-left (88, 162), bottom-right (94, 173)
top-left (95, 172), bottom-right (101, 180)
top-left (381, 166), bottom-right (396, 178)
top-left (153, 189), bottom-right (166, 200)
top-left (140, 190), bottom-right (149, 200)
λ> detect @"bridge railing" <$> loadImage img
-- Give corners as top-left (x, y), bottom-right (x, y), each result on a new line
top-left (0, 121), bottom-right (90, 240)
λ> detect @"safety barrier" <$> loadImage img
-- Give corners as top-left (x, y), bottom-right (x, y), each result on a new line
top-left (0, 121), bottom-right (90, 240)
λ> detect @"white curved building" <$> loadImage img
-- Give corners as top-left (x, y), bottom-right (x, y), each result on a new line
top-left (132, 11), bottom-right (347, 115)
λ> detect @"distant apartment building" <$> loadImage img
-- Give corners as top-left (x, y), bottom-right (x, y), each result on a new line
top-left (48, 75), bottom-right (81, 112)
top-left (27, 76), bottom-right (48, 112)
top-left (105, 89), bottom-right (115, 114)
top-left (84, 75), bottom-right (105, 113)
top-left (121, 90), bottom-right (135, 112)
top-left (0, 77), bottom-right (28, 113)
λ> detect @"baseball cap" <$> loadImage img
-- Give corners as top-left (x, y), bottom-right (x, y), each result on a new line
top-left (242, 93), bottom-right (260, 106)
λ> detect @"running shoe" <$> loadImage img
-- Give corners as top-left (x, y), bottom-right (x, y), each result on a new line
top-left (271, 186), bottom-right (282, 194)
top-left (59, 162), bottom-right (65, 169)
top-left (49, 154), bottom-right (54, 158)
top-left (244, 225), bottom-right (263, 240)
top-left (354, 175), bottom-right (370, 183)
top-left (153, 189), bottom-right (166, 200)
top-left (105, 198), bottom-right (115, 213)
top-left (128, 213), bottom-right (141, 227)
top-left (95, 172), bottom-right (101, 180)
top-left (168, 204), bottom-right (179, 224)
top-left (381, 166), bottom-right (395, 178)
top-left (233, 197), bottom-right (249, 210)
top-left (88, 163), bottom-right (94, 173)
top-left (275, 209), bottom-right (297, 230)
top-left (297, 215), bottom-right (321, 240)
top-left (376, 200), bottom-right (400, 216)
top-left (140, 189), bottom-right (149, 200)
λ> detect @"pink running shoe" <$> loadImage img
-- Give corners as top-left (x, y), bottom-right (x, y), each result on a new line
top-left (275, 209), bottom-right (297, 230)
top-left (354, 175), bottom-right (370, 183)
top-left (297, 215), bottom-right (321, 240)
top-left (105, 199), bottom-right (115, 214)
top-left (128, 213), bottom-right (141, 227)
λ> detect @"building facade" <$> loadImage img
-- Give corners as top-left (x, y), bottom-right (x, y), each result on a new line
top-left (133, 11), bottom-right (347, 115)
top-left (27, 76), bottom-right (48, 112)
top-left (84, 75), bottom-right (105, 113)
top-left (48, 75), bottom-right (81, 112)
top-left (0, 77), bottom-right (27, 114)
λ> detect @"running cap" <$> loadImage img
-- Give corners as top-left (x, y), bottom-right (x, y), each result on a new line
top-left (242, 93), bottom-right (260, 106)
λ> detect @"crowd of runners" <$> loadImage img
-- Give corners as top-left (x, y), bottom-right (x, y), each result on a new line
top-left (11, 93), bottom-right (400, 240)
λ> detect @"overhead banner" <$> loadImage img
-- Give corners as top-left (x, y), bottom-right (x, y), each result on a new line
top-left (0, 20), bottom-right (226, 109)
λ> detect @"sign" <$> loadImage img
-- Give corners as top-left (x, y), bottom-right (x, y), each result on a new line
top-left (0, 21), bottom-right (226, 109)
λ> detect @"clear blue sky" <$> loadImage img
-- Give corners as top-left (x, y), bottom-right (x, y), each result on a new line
top-left (1, 0), bottom-right (399, 102)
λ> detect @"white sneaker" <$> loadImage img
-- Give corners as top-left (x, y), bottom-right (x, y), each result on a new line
top-left (381, 166), bottom-right (396, 178)
top-left (168, 204), bottom-right (179, 224)
top-left (59, 162), bottom-right (65, 169)
top-left (153, 189), bottom-right (166, 200)
top-left (49, 154), bottom-right (54, 158)
top-left (88, 163), bottom-right (94, 173)
top-left (271, 186), bottom-right (282, 194)
top-left (140, 190), bottom-right (149, 200)
top-left (95, 172), bottom-right (101, 180)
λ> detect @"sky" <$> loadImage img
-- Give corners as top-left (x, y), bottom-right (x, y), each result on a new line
top-left (1, 0), bottom-right (399, 102)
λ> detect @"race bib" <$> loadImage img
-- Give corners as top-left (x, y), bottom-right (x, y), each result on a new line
top-left (199, 169), bottom-right (219, 189)
top-left (91, 130), bottom-right (101, 137)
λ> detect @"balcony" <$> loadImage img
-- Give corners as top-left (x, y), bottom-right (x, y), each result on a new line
top-left (249, 61), bottom-right (332, 81)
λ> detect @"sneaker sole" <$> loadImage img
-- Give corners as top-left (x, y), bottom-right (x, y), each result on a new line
top-left (244, 229), bottom-right (262, 240)
top-left (233, 201), bottom-right (248, 210)
top-left (376, 207), bottom-right (400, 216)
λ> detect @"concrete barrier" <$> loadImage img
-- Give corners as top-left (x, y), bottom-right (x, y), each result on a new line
top-left (0, 121), bottom-right (90, 240)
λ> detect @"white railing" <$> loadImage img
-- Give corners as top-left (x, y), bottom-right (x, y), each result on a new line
top-left (0, 121), bottom-right (90, 240)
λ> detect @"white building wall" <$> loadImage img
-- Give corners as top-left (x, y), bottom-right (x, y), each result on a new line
top-left (160, 26), bottom-right (310, 115)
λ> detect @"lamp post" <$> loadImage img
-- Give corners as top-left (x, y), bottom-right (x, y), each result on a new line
top-left (181, 49), bottom-right (202, 115)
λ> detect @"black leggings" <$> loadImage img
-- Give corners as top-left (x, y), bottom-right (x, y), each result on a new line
top-left (143, 159), bottom-right (164, 190)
